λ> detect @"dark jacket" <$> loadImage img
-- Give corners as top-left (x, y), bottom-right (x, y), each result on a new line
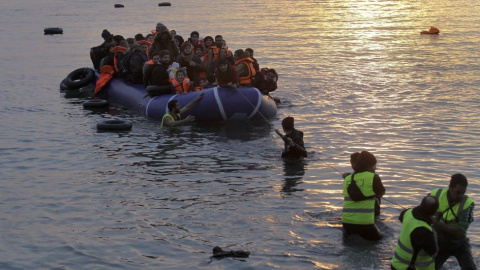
top-left (144, 62), bottom-right (170, 88)
top-left (175, 54), bottom-right (207, 83)
top-left (282, 129), bottom-right (308, 159)
top-left (128, 51), bottom-right (148, 84)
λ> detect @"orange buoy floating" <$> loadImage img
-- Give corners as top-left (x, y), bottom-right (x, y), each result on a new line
top-left (421, 27), bottom-right (439, 35)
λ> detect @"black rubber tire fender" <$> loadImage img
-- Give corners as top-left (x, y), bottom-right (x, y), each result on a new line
top-left (65, 67), bottom-right (95, 89)
top-left (44, 28), bottom-right (63, 35)
top-left (96, 119), bottom-right (132, 131)
top-left (59, 78), bottom-right (70, 90)
top-left (83, 99), bottom-right (109, 108)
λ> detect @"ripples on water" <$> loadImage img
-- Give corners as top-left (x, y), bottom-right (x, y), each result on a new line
top-left (0, 0), bottom-right (479, 269)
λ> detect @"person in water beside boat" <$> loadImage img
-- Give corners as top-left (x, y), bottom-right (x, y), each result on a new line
top-left (390, 195), bottom-right (439, 270)
top-left (161, 93), bottom-right (204, 127)
top-left (275, 116), bottom-right (308, 160)
top-left (430, 174), bottom-right (476, 270)
top-left (342, 151), bottom-right (385, 241)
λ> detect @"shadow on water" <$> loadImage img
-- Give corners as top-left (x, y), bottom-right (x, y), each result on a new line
top-left (281, 159), bottom-right (306, 194)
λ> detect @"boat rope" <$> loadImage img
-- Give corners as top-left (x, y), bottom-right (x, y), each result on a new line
top-left (238, 89), bottom-right (273, 127)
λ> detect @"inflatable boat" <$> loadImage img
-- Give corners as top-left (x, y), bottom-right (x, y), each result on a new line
top-left (102, 77), bottom-right (277, 122)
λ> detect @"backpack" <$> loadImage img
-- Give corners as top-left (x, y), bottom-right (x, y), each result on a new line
top-left (347, 174), bottom-right (376, 202)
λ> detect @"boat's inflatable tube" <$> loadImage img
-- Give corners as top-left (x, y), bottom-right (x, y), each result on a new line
top-left (66, 68), bottom-right (95, 89)
top-left (103, 76), bottom-right (278, 122)
top-left (97, 119), bottom-right (132, 131)
top-left (83, 99), bottom-right (109, 108)
top-left (421, 27), bottom-right (439, 35)
top-left (114, 4), bottom-right (124, 8)
top-left (44, 28), bottom-right (63, 35)
top-left (158, 2), bottom-right (171, 6)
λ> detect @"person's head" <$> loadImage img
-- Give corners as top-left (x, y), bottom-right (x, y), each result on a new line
top-left (135, 33), bottom-right (145, 41)
top-left (349, 152), bottom-right (360, 172)
top-left (265, 69), bottom-right (277, 81)
top-left (113, 35), bottom-right (124, 45)
top-left (234, 49), bottom-right (245, 61)
top-left (170, 29), bottom-right (176, 36)
top-left (118, 39), bottom-right (128, 49)
top-left (173, 35), bottom-right (184, 48)
top-left (156, 22), bottom-right (166, 32)
top-left (190, 31), bottom-right (199, 44)
top-left (146, 33), bottom-right (154, 43)
top-left (245, 48), bottom-right (254, 58)
top-left (217, 57), bottom-right (229, 72)
top-left (126, 38), bottom-right (135, 46)
top-left (198, 77), bottom-right (209, 88)
top-left (151, 52), bottom-right (161, 64)
top-left (219, 48), bottom-right (227, 58)
top-left (195, 44), bottom-right (204, 56)
top-left (181, 42), bottom-right (192, 55)
top-left (282, 116), bottom-right (294, 132)
top-left (139, 43), bottom-right (148, 53)
top-left (101, 29), bottom-right (113, 42)
top-left (355, 151), bottom-right (377, 172)
top-left (176, 68), bottom-right (187, 81)
top-left (419, 195), bottom-right (439, 216)
top-left (214, 35), bottom-right (223, 47)
top-left (167, 100), bottom-right (180, 112)
top-left (159, 50), bottom-right (171, 64)
top-left (448, 173), bottom-right (468, 203)
top-left (204, 36), bottom-right (213, 47)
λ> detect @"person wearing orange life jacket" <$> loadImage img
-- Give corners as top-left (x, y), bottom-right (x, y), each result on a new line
top-left (143, 51), bottom-right (173, 96)
top-left (194, 44), bottom-right (208, 80)
top-left (112, 40), bottom-right (128, 78)
top-left (188, 31), bottom-right (204, 49)
top-left (234, 49), bottom-right (257, 87)
top-left (207, 35), bottom-right (225, 65)
top-left (169, 68), bottom-right (192, 94)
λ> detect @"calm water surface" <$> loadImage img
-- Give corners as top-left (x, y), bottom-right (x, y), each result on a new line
top-left (0, 0), bottom-right (479, 269)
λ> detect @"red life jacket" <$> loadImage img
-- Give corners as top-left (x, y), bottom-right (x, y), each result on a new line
top-left (234, 58), bottom-right (257, 86)
top-left (258, 68), bottom-right (278, 93)
top-left (113, 46), bottom-right (127, 73)
top-left (169, 77), bottom-right (191, 93)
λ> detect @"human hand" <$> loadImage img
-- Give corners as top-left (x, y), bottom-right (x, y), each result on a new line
top-left (185, 115), bottom-right (195, 122)
top-left (189, 60), bottom-right (196, 66)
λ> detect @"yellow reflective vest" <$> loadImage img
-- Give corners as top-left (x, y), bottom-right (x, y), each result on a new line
top-left (161, 113), bottom-right (181, 127)
top-left (342, 171), bottom-right (376, 225)
top-left (391, 209), bottom-right (435, 270)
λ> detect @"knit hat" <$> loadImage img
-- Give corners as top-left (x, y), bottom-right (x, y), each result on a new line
top-left (355, 151), bottom-right (377, 172)
top-left (101, 29), bottom-right (112, 39)
top-left (113, 35), bottom-right (124, 44)
top-left (282, 116), bottom-right (294, 130)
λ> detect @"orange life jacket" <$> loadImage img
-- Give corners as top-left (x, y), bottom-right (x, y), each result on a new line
top-left (193, 86), bottom-right (204, 91)
top-left (94, 65), bottom-right (114, 94)
top-left (169, 77), bottom-right (191, 93)
top-left (234, 58), bottom-right (257, 86)
top-left (113, 46), bottom-right (127, 73)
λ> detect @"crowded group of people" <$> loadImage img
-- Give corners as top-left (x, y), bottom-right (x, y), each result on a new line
top-left (90, 23), bottom-right (279, 99)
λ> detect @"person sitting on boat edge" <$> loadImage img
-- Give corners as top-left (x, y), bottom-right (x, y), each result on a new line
top-left (214, 58), bottom-right (238, 89)
top-left (234, 49), bottom-right (257, 87)
top-left (194, 76), bottom-right (211, 91)
top-left (161, 93), bottom-right (204, 127)
top-left (253, 67), bottom-right (280, 103)
top-left (274, 116), bottom-right (308, 160)
top-left (342, 151), bottom-right (385, 241)
top-left (90, 29), bottom-right (114, 70)
top-left (143, 50), bottom-right (173, 97)
top-left (390, 195), bottom-right (439, 270)
top-left (170, 68), bottom-right (192, 94)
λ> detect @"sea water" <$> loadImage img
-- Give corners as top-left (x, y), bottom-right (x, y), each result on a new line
top-left (0, 0), bottom-right (479, 269)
